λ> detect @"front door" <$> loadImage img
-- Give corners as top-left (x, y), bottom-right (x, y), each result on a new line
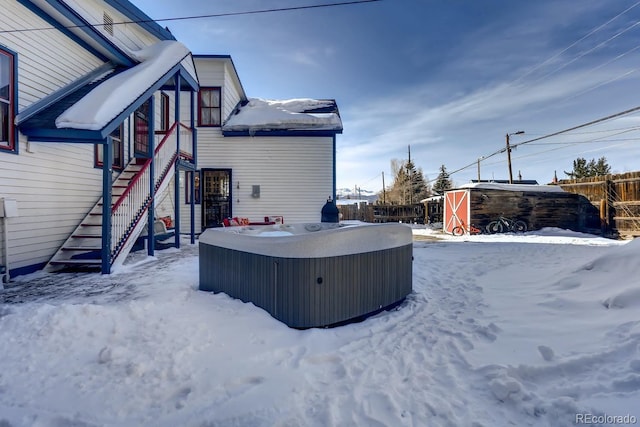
top-left (202, 169), bottom-right (232, 228)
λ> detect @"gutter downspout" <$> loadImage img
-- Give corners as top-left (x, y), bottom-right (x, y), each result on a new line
top-left (332, 134), bottom-right (337, 202)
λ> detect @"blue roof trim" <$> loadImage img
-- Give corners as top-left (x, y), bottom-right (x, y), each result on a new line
top-left (41, 0), bottom-right (134, 66)
top-left (104, 0), bottom-right (176, 41)
top-left (222, 129), bottom-right (342, 137)
top-left (17, 0), bottom-right (110, 63)
top-left (193, 54), bottom-right (247, 101)
top-left (21, 61), bottom-right (196, 142)
top-left (17, 62), bottom-right (116, 125)
top-left (176, 65), bottom-right (199, 92)
top-left (20, 128), bottom-right (104, 142)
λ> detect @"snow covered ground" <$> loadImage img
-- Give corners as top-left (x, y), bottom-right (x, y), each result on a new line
top-left (0, 227), bottom-right (639, 427)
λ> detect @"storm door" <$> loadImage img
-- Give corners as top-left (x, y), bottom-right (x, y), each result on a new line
top-left (202, 169), bottom-right (232, 228)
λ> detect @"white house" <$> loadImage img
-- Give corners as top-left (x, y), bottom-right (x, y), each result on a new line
top-left (0, 0), bottom-right (342, 280)
top-left (1, 0), bottom-right (201, 278)
top-left (176, 55), bottom-right (342, 233)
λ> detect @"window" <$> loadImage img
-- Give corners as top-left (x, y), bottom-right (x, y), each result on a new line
top-left (185, 170), bottom-right (201, 204)
top-left (95, 124), bottom-right (124, 170)
top-left (159, 92), bottom-right (170, 132)
top-left (1, 47), bottom-right (15, 152)
top-left (198, 87), bottom-right (221, 127)
top-left (134, 100), bottom-right (149, 156)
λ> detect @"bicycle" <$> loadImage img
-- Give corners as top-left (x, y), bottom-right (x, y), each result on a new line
top-left (451, 222), bottom-right (484, 236)
top-left (486, 215), bottom-right (527, 234)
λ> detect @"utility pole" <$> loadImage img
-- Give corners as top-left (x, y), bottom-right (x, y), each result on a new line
top-left (407, 145), bottom-right (412, 204)
top-left (382, 171), bottom-right (386, 204)
top-left (506, 133), bottom-right (513, 184)
top-left (506, 131), bottom-right (524, 184)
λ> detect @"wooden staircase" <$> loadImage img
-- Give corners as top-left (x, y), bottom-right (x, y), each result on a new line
top-left (46, 122), bottom-right (189, 273)
top-left (46, 162), bottom-right (147, 271)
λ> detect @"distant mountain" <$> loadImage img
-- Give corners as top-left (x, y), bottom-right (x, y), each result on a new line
top-left (336, 187), bottom-right (378, 203)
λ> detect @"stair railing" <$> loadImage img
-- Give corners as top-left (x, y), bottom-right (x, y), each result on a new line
top-left (110, 122), bottom-right (189, 261)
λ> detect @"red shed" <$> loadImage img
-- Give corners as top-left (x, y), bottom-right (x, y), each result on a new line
top-left (443, 189), bottom-right (470, 234)
top-left (442, 183), bottom-right (598, 235)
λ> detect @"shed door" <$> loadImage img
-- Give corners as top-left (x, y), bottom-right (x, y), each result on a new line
top-left (443, 190), bottom-right (469, 233)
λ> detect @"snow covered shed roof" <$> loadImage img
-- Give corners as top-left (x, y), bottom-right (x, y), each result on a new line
top-left (19, 41), bottom-right (198, 141)
top-left (458, 182), bottom-right (565, 193)
top-left (222, 98), bottom-right (343, 137)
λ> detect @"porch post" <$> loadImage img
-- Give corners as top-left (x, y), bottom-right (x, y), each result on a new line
top-left (147, 96), bottom-right (156, 256)
top-left (332, 134), bottom-right (337, 202)
top-left (174, 73), bottom-right (181, 248)
top-left (101, 137), bottom-right (113, 274)
top-left (190, 89), bottom-right (196, 244)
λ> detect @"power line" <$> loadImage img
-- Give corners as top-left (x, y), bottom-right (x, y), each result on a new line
top-left (0, 0), bottom-right (381, 34)
top-left (448, 104), bottom-right (640, 180)
top-left (512, 104), bottom-right (640, 149)
top-left (511, 1), bottom-right (640, 86)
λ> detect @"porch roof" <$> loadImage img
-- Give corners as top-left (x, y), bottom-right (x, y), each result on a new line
top-left (19, 41), bottom-right (199, 142)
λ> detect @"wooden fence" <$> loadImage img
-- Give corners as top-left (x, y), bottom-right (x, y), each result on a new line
top-left (558, 171), bottom-right (640, 237)
top-left (338, 203), bottom-right (425, 224)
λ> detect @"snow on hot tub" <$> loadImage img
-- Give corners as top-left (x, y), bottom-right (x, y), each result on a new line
top-left (199, 222), bottom-right (413, 328)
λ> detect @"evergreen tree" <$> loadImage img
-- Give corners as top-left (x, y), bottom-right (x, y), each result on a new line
top-left (378, 158), bottom-right (430, 204)
top-left (591, 156), bottom-right (612, 176)
top-left (564, 156), bottom-right (611, 179)
top-left (432, 164), bottom-right (453, 196)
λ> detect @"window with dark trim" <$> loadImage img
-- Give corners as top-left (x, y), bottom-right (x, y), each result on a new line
top-left (185, 170), bottom-right (201, 204)
top-left (1, 47), bottom-right (16, 152)
top-left (95, 124), bottom-right (124, 170)
top-left (134, 100), bottom-right (149, 156)
top-left (198, 87), bottom-right (221, 127)
top-left (159, 92), bottom-right (170, 132)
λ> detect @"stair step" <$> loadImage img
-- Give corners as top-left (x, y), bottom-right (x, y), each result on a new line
top-left (72, 234), bottom-right (102, 239)
top-left (49, 259), bottom-right (102, 266)
top-left (61, 246), bottom-right (101, 251)
top-left (81, 223), bottom-right (101, 227)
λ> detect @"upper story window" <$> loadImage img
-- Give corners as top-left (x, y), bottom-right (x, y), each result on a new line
top-left (159, 92), bottom-right (170, 132)
top-left (1, 47), bottom-right (16, 152)
top-left (134, 100), bottom-right (150, 156)
top-left (95, 124), bottom-right (124, 170)
top-left (198, 87), bottom-right (221, 127)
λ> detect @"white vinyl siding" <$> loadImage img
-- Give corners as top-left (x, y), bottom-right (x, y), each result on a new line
top-left (62, 0), bottom-right (160, 51)
top-left (0, 140), bottom-right (104, 270)
top-left (182, 131), bottom-right (333, 233)
top-left (193, 58), bottom-right (243, 121)
top-left (0, 2), bottom-right (104, 109)
top-left (0, 2), bottom-right (163, 273)
top-left (0, 2), bottom-right (111, 271)
top-left (179, 56), bottom-right (335, 233)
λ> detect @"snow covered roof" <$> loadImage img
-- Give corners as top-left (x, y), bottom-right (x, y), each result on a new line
top-left (28, 0), bottom-right (175, 67)
top-left (459, 182), bottom-right (565, 193)
top-left (55, 41), bottom-right (193, 131)
top-left (222, 98), bottom-right (343, 135)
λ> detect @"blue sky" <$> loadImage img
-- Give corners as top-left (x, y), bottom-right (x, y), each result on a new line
top-left (131, 0), bottom-right (640, 192)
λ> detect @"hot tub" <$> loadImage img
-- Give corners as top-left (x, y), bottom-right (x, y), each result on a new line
top-left (199, 222), bottom-right (413, 328)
